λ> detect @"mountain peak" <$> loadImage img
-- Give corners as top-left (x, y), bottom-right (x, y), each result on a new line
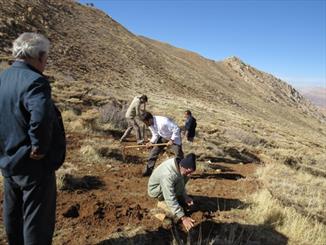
top-left (224, 56), bottom-right (245, 64)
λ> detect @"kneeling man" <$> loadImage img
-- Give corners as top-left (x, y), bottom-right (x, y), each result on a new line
top-left (148, 153), bottom-right (196, 231)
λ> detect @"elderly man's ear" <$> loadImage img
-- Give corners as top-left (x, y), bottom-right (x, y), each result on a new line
top-left (39, 52), bottom-right (48, 63)
top-left (38, 52), bottom-right (48, 72)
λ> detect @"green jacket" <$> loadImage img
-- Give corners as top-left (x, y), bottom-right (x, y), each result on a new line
top-left (148, 158), bottom-right (188, 218)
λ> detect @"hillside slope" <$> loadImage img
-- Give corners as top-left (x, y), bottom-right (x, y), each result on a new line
top-left (300, 87), bottom-right (326, 113)
top-left (0, 0), bottom-right (326, 244)
top-left (0, 0), bottom-right (324, 123)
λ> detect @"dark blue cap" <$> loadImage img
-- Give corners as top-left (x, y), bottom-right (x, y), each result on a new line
top-left (179, 153), bottom-right (196, 170)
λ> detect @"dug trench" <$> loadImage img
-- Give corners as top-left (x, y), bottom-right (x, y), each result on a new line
top-left (0, 132), bottom-right (288, 245)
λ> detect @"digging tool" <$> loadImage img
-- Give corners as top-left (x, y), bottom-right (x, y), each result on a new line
top-left (121, 143), bottom-right (169, 161)
top-left (0, 56), bottom-right (12, 60)
top-left (123, 143), bottom-right (169, 149)
top-left (142, 103), bottom-right (147, 141)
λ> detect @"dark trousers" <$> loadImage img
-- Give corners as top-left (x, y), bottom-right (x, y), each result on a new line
top-left (147, 137), bottom-right (184, 169)
top-left (3, 172), bottom-right (57, 245)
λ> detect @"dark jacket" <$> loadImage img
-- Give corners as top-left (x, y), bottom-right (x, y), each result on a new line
top-left (0, 61), bottom-right (66, 177)
top-left (185, 115), bottom-right (197, 138)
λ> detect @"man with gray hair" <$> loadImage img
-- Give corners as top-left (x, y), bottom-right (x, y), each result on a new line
top-left (0, 33), bottom-right (66, 245)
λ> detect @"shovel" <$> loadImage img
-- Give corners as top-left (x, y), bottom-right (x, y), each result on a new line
top-left (121, 143), bottom-right (169, 161)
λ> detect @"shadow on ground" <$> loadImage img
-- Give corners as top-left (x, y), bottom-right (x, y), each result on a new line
top-left (94, 127), bottom-right (124, 140)
top-left (204, 156), bottom-right (245, 164)
top-left (207, 164), bottom-right (235, 172)
top-left (97, 220), bottom-right (288, 245)
top-left (98, 148), bottom-right (125, 161)
top-left (191, 172), bottom-right (245, 180)
top-left (97, 147), bottom-right (143, 163)
top-left (189, 195), bottom-right (247, 212)
top-left (203, 148), bottom-right (261, 164)
top-left (59, 174), bottom-right (105, 191)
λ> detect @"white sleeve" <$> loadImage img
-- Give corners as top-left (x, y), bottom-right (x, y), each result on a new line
top-left (169, 120), bottom-right (181, 142)
top-left (149, 126), bottom-right (159, 143)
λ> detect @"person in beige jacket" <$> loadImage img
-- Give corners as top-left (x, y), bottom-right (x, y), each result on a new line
top-left (148, 153), bottom-right (196, 231)
top-left (120, 95), bottom-right (147, 144)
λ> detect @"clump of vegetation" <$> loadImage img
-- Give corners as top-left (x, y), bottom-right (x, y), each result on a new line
top-left (222, 127), bottom-right (268, 147)
top-left (256, 164), bottom-right (326, 223)
top-left (56, 161), bottom-right (78, 190)
top-left (249, 189), bottom-right (326, 245)
top-left (99, 101), bottom-right (128, 130)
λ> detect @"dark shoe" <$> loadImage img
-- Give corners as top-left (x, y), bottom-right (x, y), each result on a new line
top-left (142, 165), bottom-right (153, 177)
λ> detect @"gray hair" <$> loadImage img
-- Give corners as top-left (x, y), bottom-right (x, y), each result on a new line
top-left (12, 32), bottom-right (50, 59)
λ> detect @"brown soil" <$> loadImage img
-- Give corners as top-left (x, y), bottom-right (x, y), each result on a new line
top-left (2, 131), bottom-right (292, 245)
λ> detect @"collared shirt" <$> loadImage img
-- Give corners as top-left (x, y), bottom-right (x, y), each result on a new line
top-left (149, 116), bottom-right (181, 145)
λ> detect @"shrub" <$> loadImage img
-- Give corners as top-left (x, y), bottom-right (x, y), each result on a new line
top-left (99, 101), bottom-right (128, 129)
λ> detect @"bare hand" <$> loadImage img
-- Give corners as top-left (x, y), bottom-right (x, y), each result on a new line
top-left (181, 216), bottom-right (195, 231)
top-left (167, 140), bottom-right (173, 146)
top-left (146, 142), bottom-right (153, 148)
top-left (30, 147), bottom-right (45, 160)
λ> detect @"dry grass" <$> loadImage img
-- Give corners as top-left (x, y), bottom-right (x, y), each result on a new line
top-left (56, 161), bottom-right (79, 190)
top-left (249, 189), bottom-right (326, 245)
top-left (79, 144), bottom-right (103, 163)
top-left (62, 109), bottom-right (104, 134)
top-left (256, 164), bottom-right (326, 223)
top-left (62, 109), bottom-right (87, 133)
top-left (195, 161), bottom-right (212, 173)
top-left (268, 143), bottom-right (326, 174)
top-left (99, 102), bottom-right (128, 130)
top-left (78, 137), bottom-right (121, 164)
top-left (222, 127), bottom-right (267, 147)
top-left (1, 2), bottom-right (325, 243)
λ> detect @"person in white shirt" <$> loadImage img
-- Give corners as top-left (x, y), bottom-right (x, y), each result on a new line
top-left (140, 112), bottom-right (184, 176)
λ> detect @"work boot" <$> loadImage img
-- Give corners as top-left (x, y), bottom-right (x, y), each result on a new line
top-left (142, 165), bottom-right (153, 177)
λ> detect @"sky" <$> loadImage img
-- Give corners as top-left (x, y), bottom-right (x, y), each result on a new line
top-left (79, 0), bottom-right (326, 89)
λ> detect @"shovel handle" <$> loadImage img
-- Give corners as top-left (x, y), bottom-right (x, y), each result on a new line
top-left (123, 143), bottom-right (169, 149)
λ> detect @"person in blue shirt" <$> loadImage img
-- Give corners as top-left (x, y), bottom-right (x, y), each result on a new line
top-left (184, 110), bottom-right (197, 142)
top-left (0, 33), bottom-right (66, 245)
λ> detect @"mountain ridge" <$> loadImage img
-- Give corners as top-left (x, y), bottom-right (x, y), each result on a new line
top-left (1, 1), bottom-right (326, 244)
top-left (0, 0), bottom-right (323, 122)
